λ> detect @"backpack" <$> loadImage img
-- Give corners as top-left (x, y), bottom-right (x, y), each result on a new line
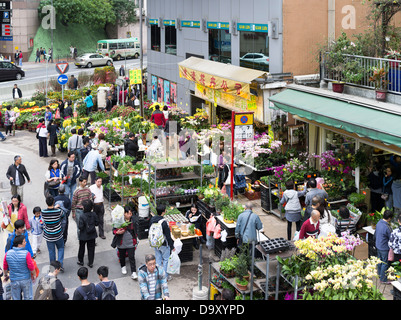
top-left (34, 276), bottom-right (54, 300)
top-left (148, 218), bottom-right (166, 248)
top-left (86, 213), bottom-right (96, 234)
top-left (98, 281), bottom-right (116, 300)
top-left (77, 283), bottom-right (97, 300)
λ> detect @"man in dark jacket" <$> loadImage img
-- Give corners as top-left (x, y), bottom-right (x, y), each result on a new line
top-left (71, 75), bottom-right (78, 90)
top-left (124, 133), bottom-right (139, 163)
top-left (54, 184), bottom-right (72, 244)
top-left (60, 152), bottom-right (81, 201)
top-left (6, 155), bottom-right (31, 202)
top-left (12, 84), bottom-right (22, 99)
top-left (106, 94), bottom-right (113, 112)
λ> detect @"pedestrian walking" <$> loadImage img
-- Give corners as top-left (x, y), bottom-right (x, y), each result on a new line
top-left (41, 195), bottom-right (65, 272)
top-left (82, 148), bottom-right (105, 185)
top-left (48, 48), bottom-right (53, 63)
top-left (45, 159), bottom-right (63, 197)
top-left (90, 176), bottom-right (106, 239)
top-left (71, 74), bottom-right (78, 90)
top-left (4, 105), bottom-right (13, 136)
top-left (67, 128), bottom-right (83, 165)
top-left (304, 178), bottom-right (328, 207)
top-left (35, 260), bottom-right (69, 300)
top-left (6, 155), bottom-right (31, 202)
top-left (235, 202), bottom-right (263, 247)
top-left (47, 119), bottom-right (59, 157)
top-left (18, 51), bottom-right (23, 66)
top-left (14, 50), bottom-right (19, 63)
top-left (375, 209), bottom-right (394, 284)
top-left (73, 266), bottom-right (97, 300)
top-left (70, 45), bottom-right (74, 59)
top-left (5, 219), bottom-right (34, 258)
top-left (60, 151), bottom-right (81, 201)
top-left (44, 106), bottom-right (53, 127)
top-left (29, 207), bottom-right (44, 259)
top-left (12, 84), bottom-right (22, 99)
top-left (4, 194), bottom-right (30, 234)
top-left (36, 118), bottom-right (49, 157)
top-left (149, 204), bottom-right (174, 279)
top-left (3, 235), bottom-right (36, 300)
top-left (77, 199), bottom-right (98, 268)
top-left (84, 90), bottom-right (94, 116)
top-left (54, 184), bottom-right (71, 244)
top-left (35, 48), bottom-right (40, 63)
top-left (40, 47), bottom-right (44, 62)
top-left (138, 254), bottom-right (170, 300)
top-left (112, 205), bottom-right (138, 280)
top-left (74, 47), bottom-right (77, 59)
top-left (71, 176), bottom-right (93, 238)
top-left (280, 180), bottom-right (307, 240)
top-left (95, 266), bottom-right (118, 300)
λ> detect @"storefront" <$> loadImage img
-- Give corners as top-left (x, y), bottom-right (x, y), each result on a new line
top-left (269, 84), bottom-right (401, 210)
top-left (177, 56), bottom-right (274, 125)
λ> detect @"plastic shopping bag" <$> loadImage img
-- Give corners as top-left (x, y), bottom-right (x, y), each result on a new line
top-left (167, 250), bottom-right (181, 275)
top-left (173, 238), bottom-right (183, 255)
top-left (111, 205), bottom-right (125, 228)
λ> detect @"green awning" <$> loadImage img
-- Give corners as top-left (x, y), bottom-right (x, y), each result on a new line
top-left (269, 88), bottom-right (401, 149)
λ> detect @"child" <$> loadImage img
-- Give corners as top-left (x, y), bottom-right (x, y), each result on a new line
top-left (280, 180), bottom-right (307, 240)
top-left (45, 107), bottom-right (53, 127)
top-left (29, 206), bottom-right (44, 259)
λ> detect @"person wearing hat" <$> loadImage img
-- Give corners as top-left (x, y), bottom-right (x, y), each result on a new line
top-left (82, 147), bottom-right (105, 185)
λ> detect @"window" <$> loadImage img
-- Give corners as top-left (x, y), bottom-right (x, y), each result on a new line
top-left (109, 43), bottom-right (117, 50)
top-left (151, 25), bottom-right (161, 52)
top-left (239, 32), bottom-right (269, 72)
top-left (136, 43), bottom-right (140, 49)
top-left (118, 42), bottom-right (127, 49)
top-left (208, 29), bottom-right (231, 64)
top-left (165, 25), bottom-right (177, 55)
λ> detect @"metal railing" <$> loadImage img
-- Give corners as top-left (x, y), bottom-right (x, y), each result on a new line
top-left (321, 52), bottom-right (401, 95)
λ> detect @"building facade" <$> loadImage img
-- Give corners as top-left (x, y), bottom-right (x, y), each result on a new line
top-left (146, 0), bottom-right (372, 117)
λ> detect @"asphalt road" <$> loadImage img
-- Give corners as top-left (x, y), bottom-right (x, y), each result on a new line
top-left (0, 56), bottom-right (147, 102)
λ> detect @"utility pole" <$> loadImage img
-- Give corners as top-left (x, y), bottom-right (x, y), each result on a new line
top-left (139, 0), bottom-right (144, 117)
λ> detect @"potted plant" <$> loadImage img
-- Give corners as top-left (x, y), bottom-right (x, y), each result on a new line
top-left (234, 252), bottom-right (249, 291)
top-left (369, 66), bottom-right (389, 101)
top-left (366, 207), bottom-right (385, 229)
top-left (384, 48), bottom-right (401, 68)
top-left (219, 256), bottom-right (237, 278)
top-left (347, 192), bottom-right (366, 207)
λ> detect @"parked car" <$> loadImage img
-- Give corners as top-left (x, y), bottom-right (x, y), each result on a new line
top-left (0, 61), bottom-right (25, 81)
top-left (75, 53), bottom-right (113, 68)
top-left (240, 53), bottom-right (269, 70)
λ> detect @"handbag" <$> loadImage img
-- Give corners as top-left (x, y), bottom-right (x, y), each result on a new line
top-left (36, 126), bottom-right (41, 139)
top-left (389, 248), bottom-right (395, 261)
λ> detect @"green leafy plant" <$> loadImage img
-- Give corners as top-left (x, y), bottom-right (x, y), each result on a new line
top-left (347, 192), bottom-right (366, 206)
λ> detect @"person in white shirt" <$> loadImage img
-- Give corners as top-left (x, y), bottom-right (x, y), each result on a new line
top-left (36, 118), bottom-right (49, 157)
top-left (90, 176), bottom-right (105, 239)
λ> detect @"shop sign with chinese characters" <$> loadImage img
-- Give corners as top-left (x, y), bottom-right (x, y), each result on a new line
top-left (179, 65), bottom-right (251, 100)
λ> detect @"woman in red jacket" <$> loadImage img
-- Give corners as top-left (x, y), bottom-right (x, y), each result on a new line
top-left (5, 194), bottom-right (30, 233)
